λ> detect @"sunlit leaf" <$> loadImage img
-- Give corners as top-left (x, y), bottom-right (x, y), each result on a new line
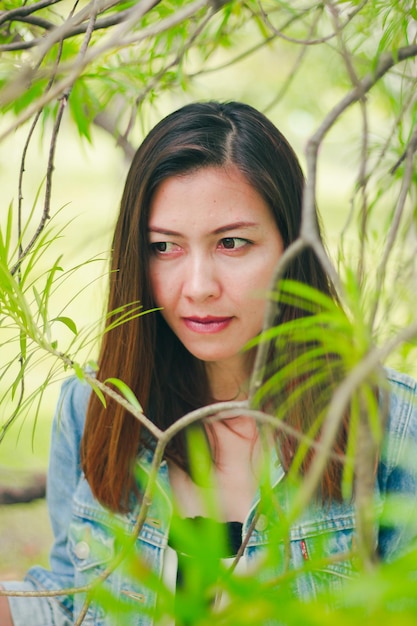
top-left (104, 377), bottom-right (143, 413)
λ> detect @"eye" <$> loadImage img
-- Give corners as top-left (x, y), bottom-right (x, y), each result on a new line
top-left (219, 237), bottom-right (250, 250)
top-left (150, 241), bottom-right (180, 254)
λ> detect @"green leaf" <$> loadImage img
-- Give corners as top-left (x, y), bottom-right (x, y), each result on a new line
top-left (104, 377), bottom-right (143, 413)
top-left (53, 316), bottom-right (78, 335)
top-left (0, 202), bottom-right (13, 262)
top-left (89, 381), bottom-right (107, 408)
top-left (86, 360), bottom-right (99, 372)
top-left (73, 363), bottom-right (85, 380)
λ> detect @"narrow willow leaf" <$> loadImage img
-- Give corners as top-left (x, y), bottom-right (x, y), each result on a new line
top-left (104, 377), bottom-right (143, 413)
top-left (73, 362), bottom-right (85, 380)
top-left (89, 381), bottom-right (107, 408)
top-left (53, 316), bottom-right (78, 335)
top-left (277, 279), bottom-right (339, 312)
top-left (32, 285), bottom-right (47, 331)
top-left (10, 179), bottom-right (46, 263)
top-left (0, 202), bottom-right (13, 261)
top-left (19, 330), bottom-right (27, 361)
top-left (11, 360), bottom-right (27, 400)
top-left (86, 359), bottom-right (99, 372)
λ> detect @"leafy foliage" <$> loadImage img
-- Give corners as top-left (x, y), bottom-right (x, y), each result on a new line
top-left (1, 0), bottom-right (417, 624)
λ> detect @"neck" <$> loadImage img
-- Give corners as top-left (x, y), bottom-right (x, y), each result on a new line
top-left (212, 414), bottom-right (257, 439)
top-left (205, 357), bottom-right (252, 403)
top-left (207, 415), bottom-right (259, 467)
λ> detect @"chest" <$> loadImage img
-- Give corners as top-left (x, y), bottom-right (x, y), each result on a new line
top-left (168, 420), bottom-right (263, 522)
top-left (168, 458), bottom-right (258, 522)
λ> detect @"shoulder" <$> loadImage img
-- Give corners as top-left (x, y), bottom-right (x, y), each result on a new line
top-left (52, 376), bottom-right (93, 443)
top-left (377, 369), bottom-right (417, 560)
top-left (384, 367), bottom-right (417, 436)
top-left (380, 367), bottom-right (417, 468)
top-left (384, 366), bottom-right (417, 400)
top-left (58, 375), bottom-right (93, 411)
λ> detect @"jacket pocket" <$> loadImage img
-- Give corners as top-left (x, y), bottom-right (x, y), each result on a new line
top-left (292, 524), bottom-right (358, 604)
top-left (68, 519), bottom-right (116, 624)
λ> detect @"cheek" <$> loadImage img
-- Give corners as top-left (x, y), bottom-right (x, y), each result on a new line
top-left (238, 260), bottom-right (277, 319)
top-left (257, 255), bottom-right (281, 296)
top-left (148, 266), bottom-right (164, 306)
top-left (148, 266), bottom-right (176, 310)
top-left (241, 256), bottom-right (280, 295)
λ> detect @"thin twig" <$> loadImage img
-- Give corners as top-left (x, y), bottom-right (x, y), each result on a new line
top-left (93, 111), bottom-right (136, 161)
top-left (188, 3), bottom-right (315, 80)
top-left (354, 394), bottom-right (381, 570)
top-left (83, 0), bottom-right (207, 66)
top-left (0, 0), bottom-right (62, 27)
top-left (84, 373), bottom-right (164, 440)
top-left (10, 15), bottom-right (55, 30)
top-left (10, 1), bottom-right (99, 276)
top-left (122, 3), bottom-right (215, 140)
top-left (257, 0), bottom-right (368, 47)
top-left (369, 124), bottom-right (417, 328)
top-left (9, 96), bottom-right (64, 278)
top-left (0, 3), bottom-right (160, 45)
top-left (0, 0), bottom-right (210, 138)
top-left (33, 0), bottom-right (123, 60)
top-left (8, 11), bottom-right (73, 424)
top-left (326, 1), bottom-right (370, 286)
top-left (339, 90), bottom-right (417, 248)
top-left (263, 33), bottom-right (311, 115)
top-left (302, 43), bottom-right (417, 283)
top-left (74, 428), bottom-right (167, 625)
top-left (322, 15), bottom-right (378, 569)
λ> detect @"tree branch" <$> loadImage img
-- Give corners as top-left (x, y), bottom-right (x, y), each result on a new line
top-left (369, 124), bottom-right (417, 328)
top-left (122, 3), bottom-right (215, 140)
top-left (0, 0), bottom-right (209, 139)
top-left (0, 2), bottom-right (162, 52)
top-left (257, 0), bottom-right (368, 47)
top-left (9, 0), bottom-right (99, 276)
top-left (0, 0), bottom-right (62, 27)
top-left (93, 111), bottom-right (136, 162)
top-left (302, 43), bottom-right (417, 252)
top-left (9, 15), bottom-right (55, 30)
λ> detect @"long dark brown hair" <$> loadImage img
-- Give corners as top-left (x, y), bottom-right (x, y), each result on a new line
top-left (81, 101), bottom-right (347, 512)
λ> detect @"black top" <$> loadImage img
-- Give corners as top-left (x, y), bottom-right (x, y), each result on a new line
top-left (167, 516), bottom-right (244, 624)
top-left (168, 515), bottom-right (243, 558)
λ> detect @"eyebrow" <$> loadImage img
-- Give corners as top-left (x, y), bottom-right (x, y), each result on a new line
top-left (148, 221), bottom-right (260, 237)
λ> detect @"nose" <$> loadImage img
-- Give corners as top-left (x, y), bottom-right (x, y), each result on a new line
top-left (182, 254), bottom-right (221, 302)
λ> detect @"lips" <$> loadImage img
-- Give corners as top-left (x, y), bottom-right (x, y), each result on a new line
top-left (182, 316), bottom-right (233, 334)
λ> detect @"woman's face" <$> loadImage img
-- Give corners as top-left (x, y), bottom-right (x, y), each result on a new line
top-left (148, 165), bottom-right (283, 383)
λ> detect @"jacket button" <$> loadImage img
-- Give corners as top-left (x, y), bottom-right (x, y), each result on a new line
top-left (74, 541), bottom-right (90, 560)
top-left (255, 514), bottom-right (268, 532)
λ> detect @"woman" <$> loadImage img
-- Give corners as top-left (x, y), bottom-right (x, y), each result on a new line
top-left (1, 101), bottom-right (417, 625)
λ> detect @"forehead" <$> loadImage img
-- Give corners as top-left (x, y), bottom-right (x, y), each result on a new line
top-left (148, 165), bottom-right (275, 229)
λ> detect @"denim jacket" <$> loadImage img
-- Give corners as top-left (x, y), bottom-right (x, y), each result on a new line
top-left (4, 367), bottom-right (417, 625)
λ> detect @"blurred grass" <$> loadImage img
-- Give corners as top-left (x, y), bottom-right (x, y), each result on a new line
top-left (0, 394), bottom-right (55, 579)
top-left (0, 501), bottom-right (52, 580)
